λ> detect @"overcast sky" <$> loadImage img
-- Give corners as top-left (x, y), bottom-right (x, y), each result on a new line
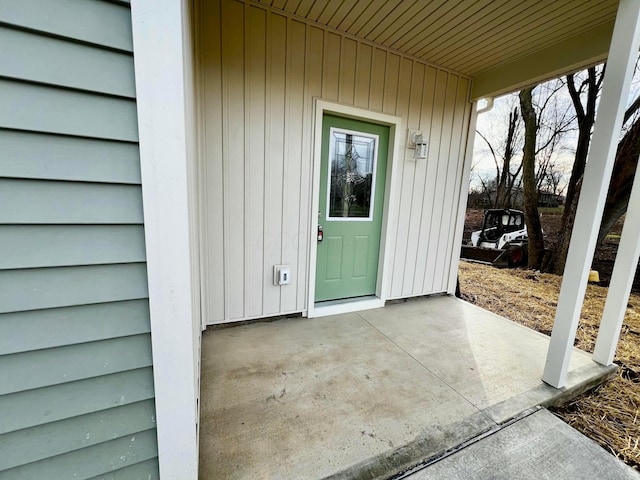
top-left (470, 60), bottom-right (640, 194)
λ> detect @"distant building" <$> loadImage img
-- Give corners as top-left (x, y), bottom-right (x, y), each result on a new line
top-left (538, 191), bottom-right (560, 208)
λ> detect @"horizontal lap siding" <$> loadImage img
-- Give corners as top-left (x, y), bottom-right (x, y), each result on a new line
top-left (0, 1), bottom-right (157, 478)
top-left (201, 0), bottom-right (472, 323)
top-left (0, 400), bottom-right (156, 471)
top-left (0, 130), bottom-right (141, 184)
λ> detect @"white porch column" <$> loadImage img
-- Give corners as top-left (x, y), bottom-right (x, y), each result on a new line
top-left (131, 0), bottom-right (200, 478)
top-left (592, 162), bottom-right (640, 365)
top-left (542, 0), bottom-right (640, 388)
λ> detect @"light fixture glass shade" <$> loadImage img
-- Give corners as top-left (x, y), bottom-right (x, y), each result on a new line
top-left (414, 137), bottom-right (428, 159)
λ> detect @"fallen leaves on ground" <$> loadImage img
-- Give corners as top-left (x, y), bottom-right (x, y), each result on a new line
top-left (458, 261), bottom-right (640, 470)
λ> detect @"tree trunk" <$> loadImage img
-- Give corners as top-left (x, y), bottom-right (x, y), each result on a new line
top-left (553, 178), bottom-right (582, 274)
top-left (562, 68), bottom-right (599, 229)
top-left (495, 108), bottom-right (519, 208)
top-left (519, 87), bottom-right (545, 269)
top-left (552, 69), bottom-right (600, 274)
top-left (598, 116), bottom-right (640, 243)
top-left (552, 116), bottom-right (640, 274)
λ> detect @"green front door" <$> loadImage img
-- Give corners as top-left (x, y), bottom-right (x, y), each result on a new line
top-left (315, 114), bottom-right (389, 302)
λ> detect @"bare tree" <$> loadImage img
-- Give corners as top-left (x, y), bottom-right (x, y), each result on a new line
top-left (564, 68), bottom-right (603, 219)
top-left (519, 80), bottom-right (575, 269)
top-left (553, 62), bottom-right (640, 274)
top-left (551, 67), bottom-right (603, 273)
top-left (520, 87), bottom-right (546, 268)
top-left (475, 97), bottom-right (524, 208)
top-left (541, 164), bottom-right (565, 196)
top-left (598, 106), bottom-right (640, 243)
top-left (532, 79), bottom-right (575, 191)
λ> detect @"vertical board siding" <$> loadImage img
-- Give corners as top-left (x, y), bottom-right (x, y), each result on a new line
top-left (201, 0), bottom-right (226, 322)
top-left (354, 43), bottom-right (373, 109)
top-left (201, 0), bottom-right (472, 323)
top-left (297, 25), bottom-right (324, 309)
top-left (441, 78), bottom-right (473, 292)
top-left (222, 0), bottom-right (247, 320)
top-left (401, 62), bottom-right (426, 297)
top-left (323, 32), bottom-right (341, 101)
top-left (0, 0), bottom-right (158, 477)
top-left (388, 57), bottom-right (414, 298)
top-left (245, 5), bottom-right (268, 318)
top-left (408, 66), bottom-right (437, 293)
top-left (282, 18), bottom-right (306, 313)
top-left (414, 69), bottom-right (449, 293)
top-left (423, 73), bottom-right (458, 293)
top-left (263, 12), bottom-right (287, 316)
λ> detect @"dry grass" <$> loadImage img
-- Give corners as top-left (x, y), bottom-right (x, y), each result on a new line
top-left (458, 261), bottom-right (640, 470)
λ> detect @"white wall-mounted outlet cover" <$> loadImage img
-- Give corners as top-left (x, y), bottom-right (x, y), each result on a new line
top-left (273, 265), bottom-right (291, 286)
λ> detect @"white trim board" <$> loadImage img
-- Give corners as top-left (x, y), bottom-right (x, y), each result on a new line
top-left (307, 100), bottom-right (403, 318)
top-left (130, 0), bottom-right (200, 478)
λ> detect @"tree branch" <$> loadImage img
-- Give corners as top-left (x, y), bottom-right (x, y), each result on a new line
top-left (624, 93), bottom-right (640, 124)
top-left (567, 73), bottom-right (586, 123)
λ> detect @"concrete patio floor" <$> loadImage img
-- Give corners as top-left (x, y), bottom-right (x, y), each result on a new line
top-left (199, 295), bottom-right (616, 479)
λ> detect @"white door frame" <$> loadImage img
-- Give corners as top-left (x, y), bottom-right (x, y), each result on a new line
top-left (307, 100), bottom-right (403, 318)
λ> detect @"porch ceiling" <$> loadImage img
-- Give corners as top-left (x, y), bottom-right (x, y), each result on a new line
top-left (254, 0), bottom-right (620, 99)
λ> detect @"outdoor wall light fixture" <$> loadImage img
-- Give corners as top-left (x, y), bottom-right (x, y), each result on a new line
top-left (407, 129), bottom-right (429, 159)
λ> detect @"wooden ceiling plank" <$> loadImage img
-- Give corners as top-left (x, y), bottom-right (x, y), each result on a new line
top-left (247, 0), bottom-right (618, 82)
top-left (306, 0), bottom-right (329, 22)
top-left (283, 0), bottom-right (302, 14)
top-left (463, 13), bottom-right (617, 76)
top-left (454, 2), bottom-right (616, 75)
top-left (421, 0), bottom-right (533, 64)
top-left (381, 0), bottom-right (448, 47)
top-left (346, 0), bottom-right (389, 36)
top-left (294, 0), bottom-right (315, 17)
top-left (434, 0), bottom-right (587, 70)
top-left (362, 0), bottom-right (420, 41)
top-left (471, 20), bottom-right (614, 99)
top-left (317, 0), bottom-right (347, 25)
top-left (394, 0), bottom-right (467, 54)
top-left (337, 1), bottom-right (373, 32)
top-left (404, 0), bottom-right (492, 57)
top-left (410, 0), bottom-right (510, 59)
top-left (327, 0), bottom-right (360, 29)
top-left (271, 0), bottom-right (287, 10)
top-left (355, 0), bottom-right (403, 39)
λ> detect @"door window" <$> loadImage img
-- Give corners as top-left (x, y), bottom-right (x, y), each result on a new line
top-left (327, 128), bottom-right (379, 221)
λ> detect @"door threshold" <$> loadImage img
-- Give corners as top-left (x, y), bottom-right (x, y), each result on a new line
top-left (310, 296), bottom-right (385, 318)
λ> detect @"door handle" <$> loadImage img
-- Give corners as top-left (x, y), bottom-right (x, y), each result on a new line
top-left (317, 225), bottom-right (323, 242)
